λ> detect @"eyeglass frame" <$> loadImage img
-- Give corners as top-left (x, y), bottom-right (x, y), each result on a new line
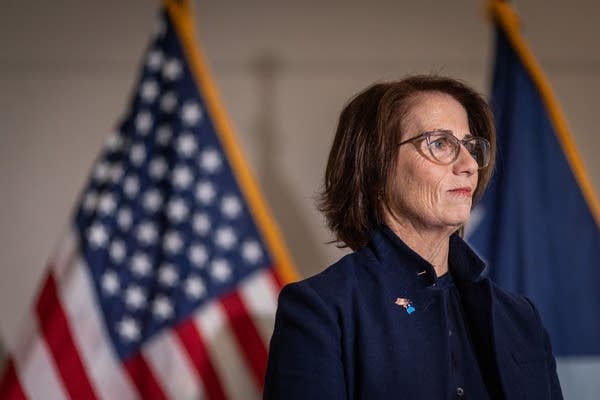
top-left (397, 129), bottom-right (491, 169)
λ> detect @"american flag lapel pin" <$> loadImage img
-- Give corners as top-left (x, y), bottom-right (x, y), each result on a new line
top-left (395, 297), bottom-right (416, 314)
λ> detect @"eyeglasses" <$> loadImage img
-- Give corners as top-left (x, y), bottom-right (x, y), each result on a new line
top-left (398, 130), bottom-right (491, 169)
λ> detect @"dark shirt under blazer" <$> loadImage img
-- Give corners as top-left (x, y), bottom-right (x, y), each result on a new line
top-left (264, 225), bottom-right (563, 399)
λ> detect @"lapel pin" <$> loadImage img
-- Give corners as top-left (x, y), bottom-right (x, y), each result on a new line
top-left (395, 297), bottom-right (416, 314)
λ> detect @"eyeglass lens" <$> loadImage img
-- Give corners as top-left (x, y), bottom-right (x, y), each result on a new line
top-left (426, 132), bottom-right (489, 168)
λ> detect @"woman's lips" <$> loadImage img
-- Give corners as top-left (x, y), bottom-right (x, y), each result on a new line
top-left (448, 187), bottom-right (472, 197)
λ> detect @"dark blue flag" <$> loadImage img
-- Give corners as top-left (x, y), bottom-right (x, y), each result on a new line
top-left (467, 1), bottom-right (600, 397)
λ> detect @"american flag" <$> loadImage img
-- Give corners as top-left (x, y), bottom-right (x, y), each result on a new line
top-left (0, 1), bottom-right (297, 398)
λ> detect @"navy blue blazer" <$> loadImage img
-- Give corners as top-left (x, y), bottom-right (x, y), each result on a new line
top-left (264, 226), bottom-right (563, 399)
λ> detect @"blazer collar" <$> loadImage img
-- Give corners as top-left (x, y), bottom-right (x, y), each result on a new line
top-left (369, 224), bottom-right (486, 286)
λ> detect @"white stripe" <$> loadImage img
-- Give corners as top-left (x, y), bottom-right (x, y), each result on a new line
top-left (194, 300), bottom-right (260, 400)
top-left (58, 257), bottom-right (138, 400)
top-left (143, 330), bottom-right (205, 400)
top-left (12, 317), bottom-right (67, 400)
top-left (238, 269), bottom-right (279, 345)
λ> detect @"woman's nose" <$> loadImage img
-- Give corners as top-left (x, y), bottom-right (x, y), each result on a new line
top-left (454, 145), bottom-right (478, 175)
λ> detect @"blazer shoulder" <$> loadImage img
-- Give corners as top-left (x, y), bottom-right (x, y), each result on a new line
top-left (489, 281), bottom-right (538, 315)
top-left (488, 280), bottom-right (549, 343)
top-left (281, 248), bottom-right (372, 305)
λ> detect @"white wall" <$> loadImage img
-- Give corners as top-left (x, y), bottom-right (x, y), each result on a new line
top-left (1, 0), bottom-right (598, 395)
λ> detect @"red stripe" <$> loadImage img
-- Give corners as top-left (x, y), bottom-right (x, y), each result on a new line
top-left (0, 358), bottom-right (27, 399)
top-left (35, 272), bottom-right (98, 399)
top-left (174, 319), bottom-right (227, 400)
top-left (123, 352), bottom-right (167, 400)
top-left (220, 290), bottom-right (268, 390)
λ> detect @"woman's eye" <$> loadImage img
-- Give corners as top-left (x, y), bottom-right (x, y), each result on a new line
top-left (430, 138), bottom-right (450, 150)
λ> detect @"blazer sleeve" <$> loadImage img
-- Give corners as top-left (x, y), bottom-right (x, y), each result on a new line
top-left (263, 281), bottom-right (347, 400)
top-left (524, 297), bottom-right (564, 400)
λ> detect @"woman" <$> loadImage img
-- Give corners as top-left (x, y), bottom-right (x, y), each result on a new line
top-left (264, 75), bottom-right (563, 399)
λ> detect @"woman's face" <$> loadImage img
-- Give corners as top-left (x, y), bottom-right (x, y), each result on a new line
top-left (387, 92), bottom-right (479, 232)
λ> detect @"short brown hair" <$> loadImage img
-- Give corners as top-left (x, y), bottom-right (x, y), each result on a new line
top-left (318, 75), bottom-right (496, 250)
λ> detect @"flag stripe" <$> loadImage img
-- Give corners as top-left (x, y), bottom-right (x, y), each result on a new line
top-left (59, 257), bottom-right (138, 399)
top-left (194, 301), bottom-right (259, 400)
top-left (0, 359), bottom-right (27, 400)
top-left (175, 318), bottom-right (227, 400)
top-left (143, 330), bottom-right (204, 400)
top-left (220, 289), bottom-right (268, 390)
top-left (124, 352), bottom-right (168, 400)
top-left (35, 272), bottom-right (98, 399)
top-left (13, 319), bottom-right (67, 400)
top-left (238, 268), bottom-right (280, 345)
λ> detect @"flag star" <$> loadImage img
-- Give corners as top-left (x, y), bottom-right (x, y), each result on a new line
top-left (215, 227), bottom-right (237, 250)
top-left (146, 49), bottom-right (163, 71)
top-left (167, 198), bottom-right (189, 223)
top-left (82, 191), bottom-right (97, 212)
top-left (124, 176), bottom-right (140, 198)
top-left (156, 125), bottom-right (173, 145)
top-left (109, 239), bottom-right (127, 263)
top-left (176, 133), bottom-right (197, 157)
top-left (162, 58), bottom-right (182, 81)
top-left (242, 240), bottom-right (263, 264)
top-left (116, 317), bottom-right (140, 342)
top-left (210, 259), bottom-right (232, 282)
top-left (87, 223), bottom-right (108, 248)
top-left (135, 111), bottom-right (153, 136)
top-left (101, 270), bottom-right (120, 295)
top-left (199, 148), bottom-right (222, 173)
top-left (131, 252), bottom-right (152, 277)
top-left (160, 92), bottom-right (178, 114)
top-left (109, 164), bottom-right (124, 184)
top-left (172, 165), bottom-right (194, 189)
top-left (158, 264), bottom-right (179, 287)
top-left (142, 189), bottom-right (163, 213)
top-left (136, 221), bottom-right (158, 245)
top-left (189, 244), bottom-right (208, 268)
top-left (221, 195), bottom-right (242, 219)
top-left (105, 133), bottom-right (124, 152)
top-left (184, 276), bottom-right (206, 300)
top-left (125, 285), bottom-right (147, 310)
top-left (130, 143), bottom-right (146, 167)
top-left (94, 161), bottom-right (110, 182)
top-left (180, 101), bottom-right (203, 126)
top-left (152, 296), bottom-right (174, 320)
top-left (140, 79), bottom-right (159, 103)
top-left (192, 213), bottom-right (211, 236)
top-left (98, 193), bottom-right (117, 215)
top-left (195, 181), bottom-right (216, 205)
top-left (149, 157), bottom-right (168, 180)
top-left (117, 208), bottom-right (133, 230)
top-left (124, 289), bottom-right (146, 311)
top-left (163, 230), bottom-right (184, 254)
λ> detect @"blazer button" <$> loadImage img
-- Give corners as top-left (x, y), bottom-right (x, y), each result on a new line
top-left (456, 386), bottom-right (464, 397)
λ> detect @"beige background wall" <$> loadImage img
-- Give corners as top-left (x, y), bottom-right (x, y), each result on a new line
top-left (0, 0), bottom-right (598, 393)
